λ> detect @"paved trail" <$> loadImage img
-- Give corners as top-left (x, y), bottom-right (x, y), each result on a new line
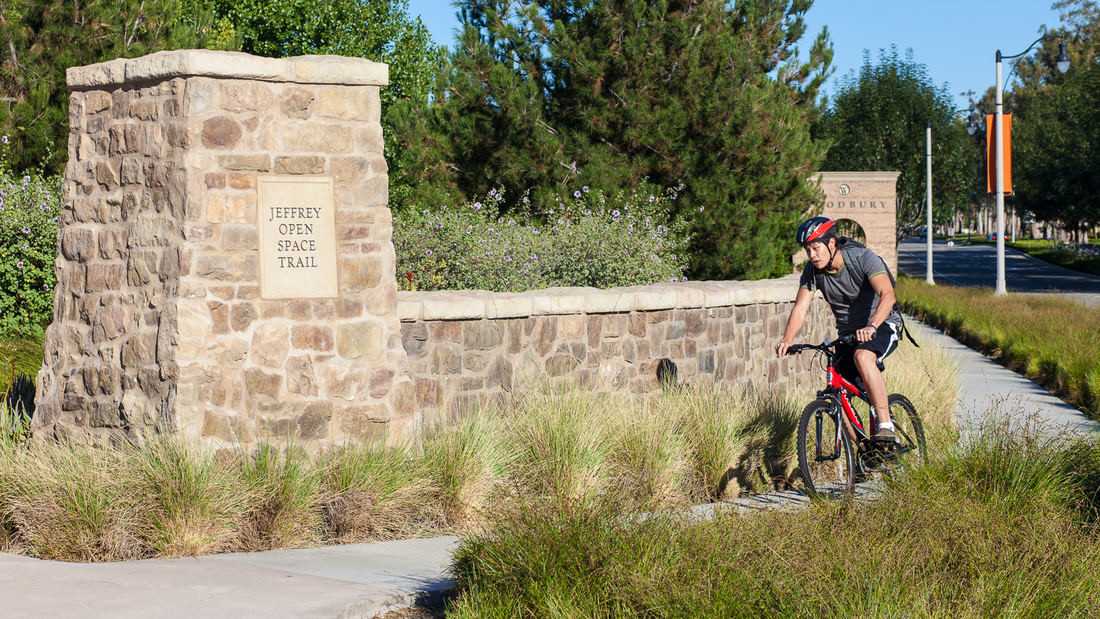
top-left (2, 318), bottom-right (1097, 618)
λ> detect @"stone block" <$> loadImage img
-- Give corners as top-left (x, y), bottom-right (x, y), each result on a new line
top-left (244, 367), bottom-right (281, 399)
top-left (280, 87), bottom-right (315, 119)
top-left (230, 302), bottom-right (258, 332)
top-left (336, 322), bottom-right (383, 360)
top-left (220, 82), bottom-right (273, 112)
top-left (61, 227), bottom-right (97, 262)
top-left (463, 321), bottom-right (503, 351)
top-left (339, 255), bottom-right (383, 292)
top-left (274, 155), bottom-right (325, 174)
top-left (283, 123), bottom-right (352, 153)
top-left (291, 325), bottom-right (334, 351)
top-left (250, 323), bottom-right (289, 368)
top-left (219, 154), bottom-right (271, 171)
top-left (201, 116), bottom-right (242, 149)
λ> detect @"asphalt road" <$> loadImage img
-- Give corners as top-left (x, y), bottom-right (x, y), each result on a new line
top-left (898, 238), bottom-right (1100, 300)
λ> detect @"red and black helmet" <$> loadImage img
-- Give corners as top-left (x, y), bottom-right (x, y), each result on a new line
top-left (796, 216), bottom-right (837, 246)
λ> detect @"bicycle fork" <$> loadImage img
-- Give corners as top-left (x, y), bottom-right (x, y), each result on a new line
top-left (814, 408), bottom-right (845, 461)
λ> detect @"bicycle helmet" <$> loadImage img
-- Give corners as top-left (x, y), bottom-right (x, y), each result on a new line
top-left (796, 216), bottom-right (837, 246)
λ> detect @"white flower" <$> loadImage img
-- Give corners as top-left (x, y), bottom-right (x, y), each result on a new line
top-left (1, 135), bottom-right (8, 144)
top-left (573, 190), bottom-right (581, 199)
top-left (611, 209), bottom-right (621, 220)
top-left (473, 201), bottom-right (483, 211)
top-left (16, 260), bottom-right (23, 269)
top-left (582, 186), bottom-right (589, 193)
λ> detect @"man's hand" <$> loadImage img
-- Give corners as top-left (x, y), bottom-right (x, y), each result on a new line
top-left (776, 340), bottom-right (791, 357)
top-left (856, 325), bottom-right (876, 343)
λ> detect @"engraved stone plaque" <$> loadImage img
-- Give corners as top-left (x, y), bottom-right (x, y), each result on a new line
top-left (258, 176), bottom-right (338, 299)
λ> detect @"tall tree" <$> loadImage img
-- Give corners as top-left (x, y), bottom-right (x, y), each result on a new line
top-left (1008, 0), bottom-right (1100, 234)
top-left (815, 47), bottom-right (980, 239)
top-left (0, 1), bottom-right (232, 173)
top-left (0, 0), bottom-right (442, 177)
top-left (394, 0), bottom-right (833, 279)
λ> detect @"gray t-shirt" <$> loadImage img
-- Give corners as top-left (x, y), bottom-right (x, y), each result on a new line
top-left (799, 244), bottom-right (901, 336)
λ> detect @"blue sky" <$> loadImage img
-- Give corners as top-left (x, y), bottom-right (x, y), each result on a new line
top-left (407, 0), bottom-right (1063, 108)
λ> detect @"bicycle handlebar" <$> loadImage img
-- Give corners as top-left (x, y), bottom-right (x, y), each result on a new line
top-left (785, 334), bottom-right (856, 356)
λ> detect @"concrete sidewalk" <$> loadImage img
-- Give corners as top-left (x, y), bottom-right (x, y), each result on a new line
top-left (2, 318), bottom-right (1096, 618)
top-left (0, 536), bottom-right (458, 619)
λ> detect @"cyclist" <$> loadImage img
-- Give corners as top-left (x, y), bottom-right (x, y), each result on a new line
top-left (775, 216), bottom-right (903, 443)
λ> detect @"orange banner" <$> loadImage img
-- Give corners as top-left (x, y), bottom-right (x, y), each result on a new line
top-left (985, 113), bottom-right (1013, 194)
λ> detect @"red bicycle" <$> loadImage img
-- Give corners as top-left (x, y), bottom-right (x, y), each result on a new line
top-left (786, 335), bottom-right (926, 496)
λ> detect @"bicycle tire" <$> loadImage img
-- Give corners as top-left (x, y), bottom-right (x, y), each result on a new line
top-left (796, 398), bottom-right (856, 497)
top-left (887, 393), bottom-right (926, 465)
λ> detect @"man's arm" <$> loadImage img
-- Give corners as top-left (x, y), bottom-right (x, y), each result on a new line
top-left (776, 287), bottom-right (814, 357)
top-left (855, 273), bottom-right (897, 342)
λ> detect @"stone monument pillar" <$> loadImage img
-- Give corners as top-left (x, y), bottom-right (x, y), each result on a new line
top-left (816, 171), bottom-right (900, 272)
top-left (34, 50), bottom-right (415, 448)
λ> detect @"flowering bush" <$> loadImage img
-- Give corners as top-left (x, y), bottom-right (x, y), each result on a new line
top-left (0, 146), bottom-right (62, 338)
top-left (395, 186), bottom-right (690, 292)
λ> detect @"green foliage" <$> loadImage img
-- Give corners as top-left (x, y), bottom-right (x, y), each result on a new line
top-left (448, 428), bottom-right (1100, 617)
top-left (0, 336), bottom-right (43, 396)
top-left (1012, 47), bottom-right (1100, 232)
top-left (395, 185), bottom-right (690, 291)
top-left (0, 1), bottom-right (442, 182)
top-left (0, 1), bottom-right (235, 174)
top-left (211, 0), bottom-right (444, 208)
top-left (898, 276), bottom-right (1100, 416)
top-left (0, 156), bottom-right (61, 339)
top-left (816, 47), bottom-right (981, 238)
top-left (394, 0), bottom-right (833, 279)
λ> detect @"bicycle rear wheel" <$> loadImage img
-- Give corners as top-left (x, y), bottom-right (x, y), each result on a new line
top-left (887, 393), bottom-right (926, 465)
top-left (796, 398), bottom-right (855, 497)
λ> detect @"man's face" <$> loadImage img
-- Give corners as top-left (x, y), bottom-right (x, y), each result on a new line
top-left (804, 239), bottom-right (833, 269)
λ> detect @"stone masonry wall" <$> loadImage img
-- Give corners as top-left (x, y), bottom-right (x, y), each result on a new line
top-left (33, 79), bottom-right (190, 443)
top-left (399, 277), bottom-right (835, 426)
top-left (35, 51), bottom-right (411, 448)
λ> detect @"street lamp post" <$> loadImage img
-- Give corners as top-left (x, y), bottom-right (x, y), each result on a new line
top-left (925, 108), bottom-right (977, 286)
top-left (993, 39), bottom-right (1070, 295)
top-left (925, 122), bottom-right (934, 284)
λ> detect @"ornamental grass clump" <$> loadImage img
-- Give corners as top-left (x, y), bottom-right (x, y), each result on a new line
top-left (0, 443), bottom-right (142, 561)
top-left (131, 437), bottom-right (250, 557)
top-left (423, 413), bottom-right (513, 529)
top-left (448, 425), bottom-right (1100, 618)
top-left (395, 185), bottom-right (690, 292)
top-left (603, 404), bottom-right (691, 509)
top-left (662, 384), bottom-right (763, 500)
top-left (236, 444), bottom-right (324, 551)
top-left (899, 277), bottom-right (1100, 417)
top-left (320, 442), bottom-right (439, 542)
top-left (503, 391), bottom-right (613, 504)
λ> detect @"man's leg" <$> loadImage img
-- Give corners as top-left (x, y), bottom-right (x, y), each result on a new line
top-left (854, 349), bottom-right (892, 427)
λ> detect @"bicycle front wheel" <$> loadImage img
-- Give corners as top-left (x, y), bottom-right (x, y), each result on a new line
top-left (796, 398), bottom-right (855, 498)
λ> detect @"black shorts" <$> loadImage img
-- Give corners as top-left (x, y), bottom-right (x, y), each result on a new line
top-left (835, 322), bottom-right (900, 385)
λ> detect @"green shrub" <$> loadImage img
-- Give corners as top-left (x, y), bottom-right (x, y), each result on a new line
top-left (898, 277), bottom-right (1100, 417)
top-left (0, 160), bottom-right (62, 339)
top-left (448, 428), bottom-right (1100, 618)
top-left (395, 185), bottom-right (690, 291)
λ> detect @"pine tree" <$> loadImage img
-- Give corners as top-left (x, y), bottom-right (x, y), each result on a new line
top-left (394, 0), bottom-right (832, 279)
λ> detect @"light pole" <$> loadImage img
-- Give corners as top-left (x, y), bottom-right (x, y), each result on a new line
top-left (993, 38), bottom-right (1070, 295)
top-left (926, 122), bottom-right (933, 284)
top-left (925, 107), bottom-right (977, 286)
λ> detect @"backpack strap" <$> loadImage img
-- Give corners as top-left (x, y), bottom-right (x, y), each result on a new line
top-left (899, 313), bottom-right (920, 348)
